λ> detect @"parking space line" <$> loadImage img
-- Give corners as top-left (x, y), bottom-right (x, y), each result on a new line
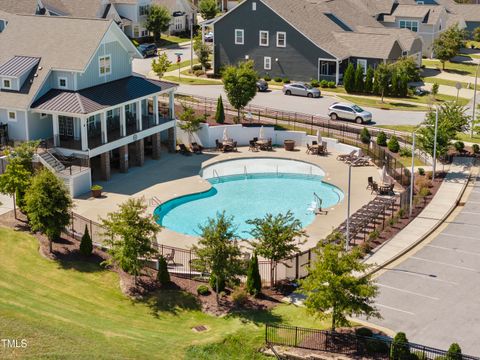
top-left (375, 303), bottom-right (415, 316)
top-left (410, 256), bottom-right (478, 272)
top-left (382, 269), bottom-right (458, 285)
top-left (426, 244), bottom-right (480, 257)
top-left (377, 284), bottom-right (439, 300)
top-left (439, 233), bottom-right (480, 241)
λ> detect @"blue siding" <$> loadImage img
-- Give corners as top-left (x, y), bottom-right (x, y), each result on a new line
top-left (52, 71), bottom-right (75, 90)
top-left (34, 72), bottom-right (54, 102)
top-left (0, 109), bottom-right (27, 141)
top-left (27, 112), bottom-right (53, 140)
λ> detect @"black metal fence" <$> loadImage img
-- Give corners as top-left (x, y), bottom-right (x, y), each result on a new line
top-left (265, 324), bottom-right (480, 360)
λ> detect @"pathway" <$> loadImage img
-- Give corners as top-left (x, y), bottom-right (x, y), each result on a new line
top-left (0, 194), bottom-right (13, 216)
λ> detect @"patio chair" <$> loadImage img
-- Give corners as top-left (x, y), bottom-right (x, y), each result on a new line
top-left (366, 176), bottom-right (375, 190)
top-left (191, 142), bottom-right (203, 154)
top-left (371, 182), bottom-right (380, 195)
top-left (232, 141), bottom-right (238, 151)
top-left (253, 137), bottom-right (258, 142)
top-left (215, 139), bottom-right (223, 152)
top-left (349, 156), bottom-right (369, 166)
top-left (336, 150), bottom-right (356, 161)
top-left (321, 141), bottom-right (328, 154)
top-left (164, 249), bottom-right (175, 266)
top-left (312, 140), bottom-right (318, 146)
top-left (249, 140), bottom-right (259, 152)
top-left (178, 144), bottom-right (191, 155)
top-left (267, 139), bottom-right (273, 151)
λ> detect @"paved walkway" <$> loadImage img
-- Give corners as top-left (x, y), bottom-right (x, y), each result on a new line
top-left (362, 157), bottom-right (474, 272)
top-left (0, 194), bottom-right (13, 216)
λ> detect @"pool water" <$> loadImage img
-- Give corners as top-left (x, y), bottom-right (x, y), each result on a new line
top-left (154, 173), bottom-right (343, 238)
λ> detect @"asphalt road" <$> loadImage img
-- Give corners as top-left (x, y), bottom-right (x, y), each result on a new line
top-left (367, 176), bottom-right (480, 355)
top-left (133, 43), bottom-right (193, 77)
top-left (176, 84), bottom-right (426, 126)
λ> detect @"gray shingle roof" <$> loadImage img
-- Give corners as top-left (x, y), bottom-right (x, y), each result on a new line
top-left (0, 56), bottom-right (40, 77)
top-left (0, 0), bottom-right (39, 14)
top-left (31, 76), bottom-right (177, 114)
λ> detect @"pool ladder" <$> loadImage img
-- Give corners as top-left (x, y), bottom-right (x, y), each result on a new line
top-left (213, 169), bottom-right (220, 181)
top-left (244, 166), bottom-right (248, 179)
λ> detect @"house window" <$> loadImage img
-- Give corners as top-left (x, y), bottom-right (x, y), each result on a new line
top-left (252, 2), bottom-right (256, 10)
top-left (399, 20), bottom-right (418, 32)
top-left (99, 55), bottom-right (111, 76)
top-left (58, 77), bottom-right (67, 88)
top-left (87, 116), bottom-right (96, 132)
top-left (141, 29), bottom-right (149, 37)
top-left (133, 26), bottom-right (140, 38)
top-left (59, 116), bottom-right (73, 136)
top-left (3, 79), bottom-right (11, 88)
top-left (402, 50), bottom-right (408, 56)
top-left (259, 31), bottom-right (269, 47)
top-left (139, 5), bottom-right (149, 16)
top-left (264, 57), bottom-right (271, 70)
top-left (276, 32), bottom-right (286, 47)
top-left (7, 111), bottom-right (16, 122)
top-left (357, 59), bottom-right (367, 74)
top-left (235, 29), bottom-right (244, 45)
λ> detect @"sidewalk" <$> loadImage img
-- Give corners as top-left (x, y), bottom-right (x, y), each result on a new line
top-left (0, 194), bottom-right (14, 216)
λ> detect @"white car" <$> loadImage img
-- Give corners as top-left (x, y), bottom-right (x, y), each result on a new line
top-left (328, 102), bottom-right (372, 124)
top-left (204, 32), bottom-right (214, 42)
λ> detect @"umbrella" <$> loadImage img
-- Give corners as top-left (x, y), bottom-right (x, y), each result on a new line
top-left (380, 165), bottom-right (389, 184)
top-left (316, 129), bottom-right (322, 144)
top-left (222, 127), bottom-right (229, 142)
top-left (259, 125), bottom-right (265, 140)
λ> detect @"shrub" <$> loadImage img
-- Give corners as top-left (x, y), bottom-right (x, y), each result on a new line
top-left (431, 82), bottom-right (439, 97)
top-left (343, 62), bottom-right (355, 93)
top-left (273, 77), bottom-right (282, 83)
top-left (197, 284), bottom-right (210, 296)
top-left (416, 177), bottom-right (433, 189)
top-left (365, 339), bottom-right (390, 355)
top-left (246, 253), bottom-right (262, 296)
top-left (387, 136), bottom-right (400, 153)
top-left (418, 168), bottom-right (425, 176)
top-left (215, 95), bottom-right (225, 124)
top-left (398, 207), bottom-right (406, 218)
top-left (418, 187), bottom-right (431, 197)
top-left (328, 81), bottom-right (336, 88)
top-left (390, 332), bottom-right (410, 360)
top-left (194, 69), bottom-right (205, 77)
top-left (91, 185), bottom-right (103, 191)
top-left (205, 62), bottom-right (212, 70)
top-left (399, 147), bottom-right (411, 157)
top-left (473, 144), bottom-right (480, 154)
top-left (365, 66), bottom-right (374, 93)
top-left (283, 78), bottom-right (290, 84)
top-left (264, 74), bottom-right (271, 81)
top-left (368, 229), bottom-right (380, 241)
top-left (209, 274), bottom-right (225, 292)
top-left (454, 141), bottom-right (465, 152)
top-left (377, 131), bottom-right (387, 146)
top-left (360, 127), bottom-right (371, 144)
top-left (446, 343), bottom-right (462, 360)
top-left (157, 256), bottom-right (171, 285)
top-left (426, 171), bottom-right (433, 180)
top-left (355, 327), bottom-right (373, 337)
top-left (320, 79), bottom-right (328, 88)
top-left (310, 79), bottom-right (320, 88)
top-left (231, 286), bottom-right (249, 307)
top-left (192, 64), bottom-right (202, 71)
top-left (79, 225), bottom-right (93, 256)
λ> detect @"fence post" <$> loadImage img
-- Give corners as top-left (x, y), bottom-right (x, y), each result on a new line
top-left (189, 249), bottom-right (192, 278)
top-left (295, 326), bottom-right (298, 347)
top-left (71, 212), bottom-right (74, 235)
top-left (295, 253), bottom-right (299, 279)
top-left (90, 220), bottom-right (93, 241)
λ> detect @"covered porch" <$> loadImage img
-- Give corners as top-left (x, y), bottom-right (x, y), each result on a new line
top-left (318, 58), bottom-right (342, 85)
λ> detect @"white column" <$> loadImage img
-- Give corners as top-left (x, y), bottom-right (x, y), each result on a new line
top-left (120, 105), bottom-right (126, 137)
top-left (100, 112), bottom-right (107, 144)
top-left (25, 111), bottom-right (30, 141)
top-left (81, 117), bottom-right (88, 151)
top-left (153, 95), bottom-right (159, 125)
top-left (137, 100), bottom-right (142, 131)
top-left (335, 60), bottom-right (340, 86)
top-left (52, 114), bottom-right (59, 146)
top-left (169, 91), bottom-right (175, 119)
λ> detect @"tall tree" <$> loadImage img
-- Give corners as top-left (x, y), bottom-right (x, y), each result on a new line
top-left (298, 232), bottom-right (380, 331)
top-left (343, 63), bottom-right (355, 93)
top-left (247, 211), bottom-right (307, 287)
top-left (145, 5), bottom-right (171, 42)
top-left (364, 66), bottom-right (374, 93)
top-left (354, 65), bottom-right (365, 93)
top-left (151, 52), bottom-right (171, 79)
top-left (198, 0), bottom-right (218, 20)
top-left (24, 169), bottom-right (72, 253)
top-left (374, 63), bottom-right (391, 102)
top-left (101, 198), bottom-right (160, 284)
top-left (433, 24), bottom-right (467, 69)
top-left (222, 60), bottom-right (258, 120)
top-left (193, 211), bottom-right (244, 303)
top-left (80, 225), bottom-right (93, 256)
top-left (178, 104), bottom-right (204, 144)
top-left (215, 95), bottom-right (225, 124)
top-left (246, 252), bottom-right (262, 296)
top-left (193, 36), bottom-right (211, 70)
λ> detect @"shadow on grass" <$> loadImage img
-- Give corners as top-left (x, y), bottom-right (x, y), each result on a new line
top-left (143, 288), bottom-right (202, 318)
top-left (226, 302), bottom-right (283, 326)
top-left (56, 251), bottom-right (107, 273)
top-left (388, 102), bottom-right (420, 108)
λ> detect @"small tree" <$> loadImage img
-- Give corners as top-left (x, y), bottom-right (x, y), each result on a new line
top-left (354, 65), bottom-right (364, 93)
top-left (365, 66), bottom-right (374, 93)
top-left (215, 95), bottom-right (225, 124)
top-left (157, 256), bottom-right (171, 285)
top-left (431, 82), bottom-right (439, 98)
top-left (24, 169), bottom-right (72, 253)
top-left (360, 127), bottom-right (371, 144)
top-left (298, 232), bottom-right (380, 331)
top-left (397, 73), bottom-right (409, 98)
top-left (101, 198), bottom-right (160, 284)
top-left (433, 25), bottom-right (467, 70)
top-left (246, 253), bottom-right (262, 296)
top-left (247, 211), bottom-right (307, 287)
top-left (194, 35), bottom-right (211, 70)
top-left (387, 135), bottom-right (400, 153)
top-left (145, 5), bottom-right (171, 42)
top-left (390, 332), bottom-right (410, 360)
top-left (391, 70), bottom-right (399, 97)
top-left (374, 63), bottom-right (391, 102)
top-left (446, 343), bottom-right (462, 360)
top-left (193, 212), bottom-right (244, 303)
top-left (343, 63), bottom-right (355, 93)
top-left (377, 131), bottom-right (387, 146)
top-left (473, 27), bottom-right (480, 42)
top-left (178, 104), bottom-right (204, 144)
top-left (198, 0), bottom-right (218, 20)
top-left (151, 52), bottom-right (171, 79)
top-left (222, 60), bottom-right (258, 120)
top-left (80, 225), bottom-right (93, 256)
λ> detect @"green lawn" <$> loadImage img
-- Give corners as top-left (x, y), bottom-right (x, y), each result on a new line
top-left (157, 35), bottom-right (191, 47)
top-left (166, 59), bottom-right (199, 72)
top-left (336, 95), bottom-right (429, 111)
top-left (455, 132), bottom-right (480, 144)
top-left (423, 77), bottom-right (470, 89)
top-left (422, 59), bottom-right (478, 76)
top-left (377, 125), bottom-right (418, 133)
top-left (162, 75), bottom-right (221, 85)
top-left (0, 227), bottom-right (333, 359)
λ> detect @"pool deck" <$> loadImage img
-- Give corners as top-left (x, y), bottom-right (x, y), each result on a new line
top-left (74, 146), bottom-right (381, 251)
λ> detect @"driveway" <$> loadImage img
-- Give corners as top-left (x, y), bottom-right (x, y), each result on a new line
top-left (367, 176), bottom-right (480, 355)
top-left (176, 84), bottom-right (426, 126)
top-left (133, 42), bottom-right (193, 77)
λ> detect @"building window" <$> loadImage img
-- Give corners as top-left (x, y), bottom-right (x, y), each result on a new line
top-left (264, 57), bottom-right (271, 70)
top-left (276, 32), bottom-right (286, 47)
top-left (252, 2), bottom-right (256, 10)
top-left (58, 77), bottom-right (67, 88)
top-left (402, 50), bottom-right (409, 56)
top-left (399, 20), bottom-right (418, 32)
top-left (99, 55), bottom-right (111, 76)
top-left (7, 111), bottom-right (16, 122)
top-left (3, 79), bottom-right (11, 88)
top-left (139, 5), bottom-right (149, 16)
top-left (59, 116), bottom-right (73, 136)
top-left (141, 29), bottom-right (149, 37)
top-left (133, 26), bottom-right (140, 38)
top-left (235, 29), bottom-right (244, 45)
top-left (259, 31), bottom-right (269, 46)
top-left (357, 59), bottom-right (367, 74)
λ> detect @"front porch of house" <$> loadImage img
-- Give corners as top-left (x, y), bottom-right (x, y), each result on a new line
top-left (318, 58), bottom-right (342, 85)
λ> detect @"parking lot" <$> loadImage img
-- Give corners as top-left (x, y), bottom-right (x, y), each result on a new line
top-left (368, 176), bottom-right (480, 355)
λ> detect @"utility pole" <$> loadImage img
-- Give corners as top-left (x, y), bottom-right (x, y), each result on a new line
top-left (190, 13), bottom-right (194, 72)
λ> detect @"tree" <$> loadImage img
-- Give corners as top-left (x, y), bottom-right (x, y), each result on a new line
top-left (151, 52), bottom-right (171, 79)
top-left (157, 256), bottom-right (171, 285)
top-left (395, 56), bottom-right (420, 82)
top-left (390, 332), bottom-right (410, 360)
top-left (374, 63), bottom-right (391, 102)
top-left (433, 25), bottom-right (467, 70)
top-left (246, 253), bottom-right (262, 296)
top-left (391, 70), bottom-right (399, 97)
top-left (298, 232), bottom-right (380, 331)
top-left (365, 66), bottom-right (374, 93)
top-left (360, 127), bottom-right (371, 144)
top-left (473, 27), bottom-right (480, 42)
top-left (354, 65), bottom-right (364, 93)
top-left (80, 225), bottom-right (93, 256)
top-left (431, 82), bottom-right (439, 98)
top-left (24, 169), bottom-right (72, 253)
top-left (387, 135), bottom-right (400, 153)
top-left (178, 104), bottom-right (204, 145)
top-left (193, 36), bottom-right (210, 70)
top-left (247, 211), bottom-right (307, 287)
top-left (145, 5), bottom-right (171, 42)
top-left (101, 198), bottom-right (160, 284)
top-left (215, 95), bottom-right (225, 124)
top-left (343, 63), bottom-right (355, 93)
top-left (222, 60), bottom-right (258, 120)
top-left (418, 102), bottom-right (470, 158)
top-left (193, 211), bottom-right (244, 303)
top-left (446, 343), bottom-right (462, 360)
top-left (377, 131), bottom-right (387, 146)
top-left (198, 0), bottom-right (218, 20)
top-left (397, 73), bottom-right (408, 98)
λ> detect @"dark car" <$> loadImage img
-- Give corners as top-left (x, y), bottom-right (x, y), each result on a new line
top-left (257, 79), bottom-right (269, 92)
top-left (137, 43), bottom-right (157, 58)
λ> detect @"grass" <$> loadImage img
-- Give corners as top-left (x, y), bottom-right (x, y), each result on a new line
top-left (423, 77), bottom-right (470, 89)
top-left (336, 95), bottom-right (429, 111)
top-left (156, 35), bottom-right (191, 47)
top-left (377, 125), bottom-right (418, 133)
top-left (455, 132), bottom-right (480, 144)
top-left (166, 59), bottom-right (199, 72)
top-left (0, 227), bottom-right (334, 359)
top-left (397, 153), bottom-right (425, 167)
top-left (163, 75), bottom-right (221, 85)
top-left (422, 59), bottom-right (478, 76)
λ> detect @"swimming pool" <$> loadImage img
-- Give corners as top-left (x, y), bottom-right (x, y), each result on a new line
top-left (154, 158), bottom-right (344, 238)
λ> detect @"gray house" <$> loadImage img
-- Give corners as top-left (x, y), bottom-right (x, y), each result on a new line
top-left (213, 0), bottom-right (423, 84)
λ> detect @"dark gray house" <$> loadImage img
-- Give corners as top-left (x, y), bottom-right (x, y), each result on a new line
top-left (213, 0), bottom-right (423, 84)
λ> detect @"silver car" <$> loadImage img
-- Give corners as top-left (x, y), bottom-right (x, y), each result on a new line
top-left (283, 83), bottom-right (321, 98)
top-left (328, 102), bottom-right (372, 124)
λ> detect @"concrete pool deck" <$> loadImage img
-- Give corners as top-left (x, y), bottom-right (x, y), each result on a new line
top-left (73, 146), bottom-right (381, 250)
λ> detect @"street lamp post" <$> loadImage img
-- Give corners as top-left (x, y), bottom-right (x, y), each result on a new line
top-left (346, 164), bottom-right (351, 251)
top-left (409, 131), bottom-right (417, 218)
top-left (190, 13), bottom-right (194, 72)
top-left (432, 106), bottom-right (438, 180)
top-left (471, 62), bottom-right (480, 138)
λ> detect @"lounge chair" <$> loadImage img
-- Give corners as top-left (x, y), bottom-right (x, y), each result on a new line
top-left (366, 176), bottom-right (375, 190)
top-left (307, 143), bottom-right (318, 155)
top-left (249, 140), bottom-right (259, 152)
top-left (191, 142), bottom-right (203, 154)
top-left (337, 150), bottom-right (356, 161)
top-left (349, 156), bottom-right (370, 167)
top-left (178, 144), bottom-right (191, 155)
top-left (371, 182), bottom-right (379, 195)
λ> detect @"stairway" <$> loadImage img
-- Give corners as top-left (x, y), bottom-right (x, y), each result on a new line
top-left (38, 151), bottom-right (65, 173)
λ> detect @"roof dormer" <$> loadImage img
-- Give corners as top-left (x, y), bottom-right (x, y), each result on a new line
top-left (0, 56), bottom-right (40, 92)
